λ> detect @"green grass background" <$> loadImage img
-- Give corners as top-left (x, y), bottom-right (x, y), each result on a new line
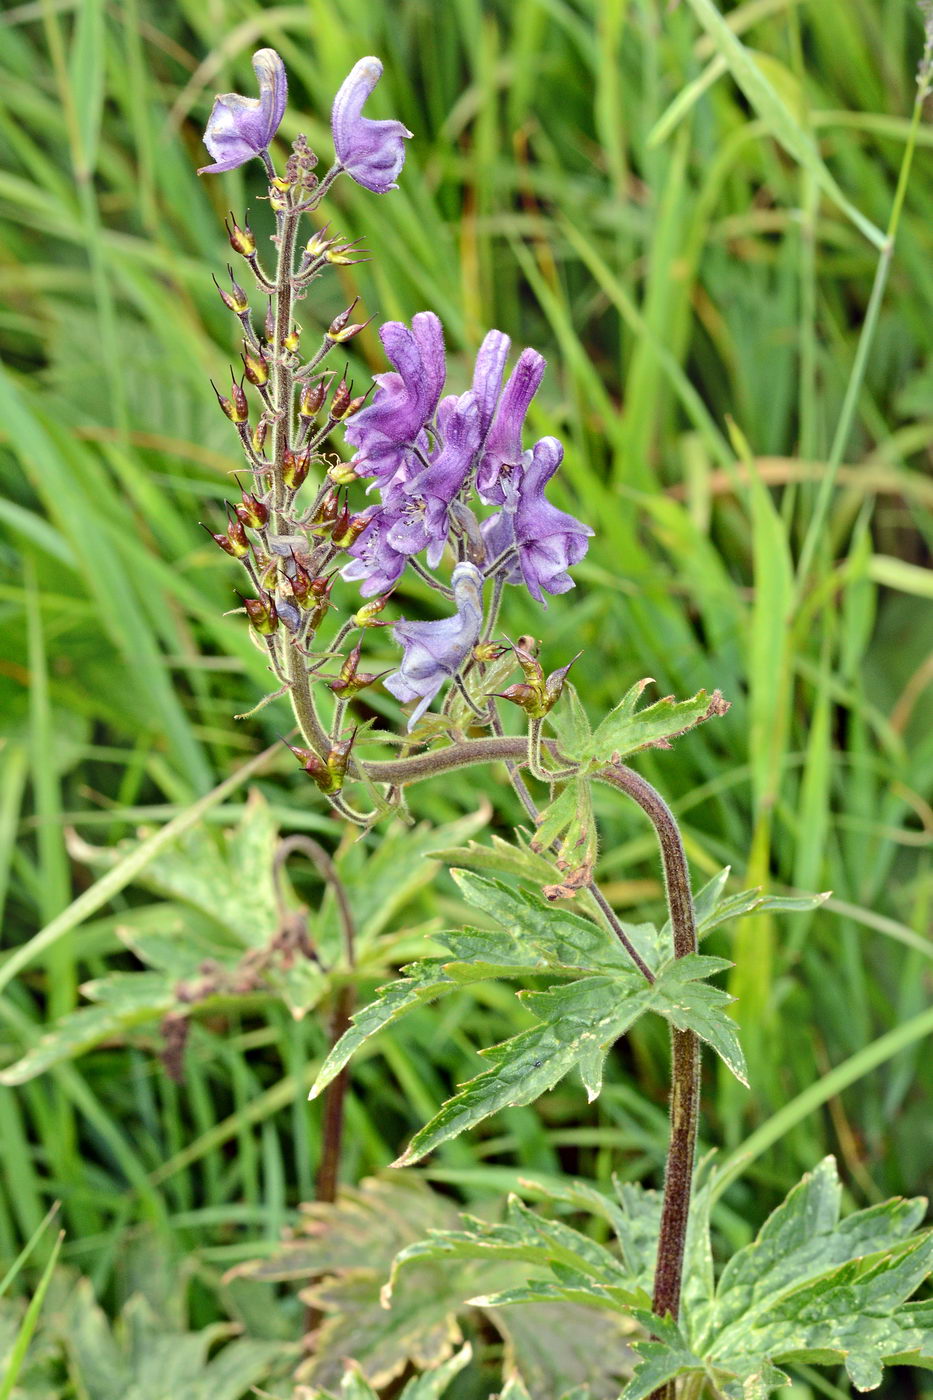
top-left (0, 0), bottom-right (931, 1392)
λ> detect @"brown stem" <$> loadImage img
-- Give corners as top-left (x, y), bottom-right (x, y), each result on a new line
top-left (273, 835), bottom-right (356, 1204)
top-left (598, 766), bottom-right (700, 1330)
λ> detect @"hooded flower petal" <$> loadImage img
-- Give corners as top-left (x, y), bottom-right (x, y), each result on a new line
top-left (345, 312), bottom-right (446, 486)
top-left (511, 437), bottom-right (593, 602)
top-left (332, 56), bottom-right (413, 193)
top-left (476, 347), bottom-right (546, 503)
top-left (384, 562), bottom-right (484, 728)
top-left (198, 48), bottom-right (287, 175)
top-left (470, 329), bottom-right (511, 443)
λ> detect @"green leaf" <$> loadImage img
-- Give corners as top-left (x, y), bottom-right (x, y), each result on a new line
top-left (625, 1158), bottom-right (933, 1398)
top-left (545, 681), bottom-right (592, 759)
top-left (394, 949), bottom-right (744, 1164)
top-left (398, 1343), bottom-right (473, 1399)
top-left (393, 973), bottom-right (654, 1164)
top-left (388, 1194), bottom-right (644, 1306)
top-left (0, 973), bottom-right (175, 1085)
top-left (531, 779), bottom-right (598, 900)
top-left (669, 867), bottom-right (830, 942)
top-left (570, 679), bottom-right (730, 767)
top-left (60, 1281), bottom-right (282, 1400)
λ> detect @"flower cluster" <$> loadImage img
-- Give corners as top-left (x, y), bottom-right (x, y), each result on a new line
top-left (342, 317), bottom-right (593, 604)
top-left (197, 46), bottom-right (592, 754)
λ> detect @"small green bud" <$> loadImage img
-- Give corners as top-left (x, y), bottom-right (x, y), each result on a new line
top-left (353, 595), bottom-right (391, 628)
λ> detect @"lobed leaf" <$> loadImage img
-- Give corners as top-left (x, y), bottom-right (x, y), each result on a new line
top-left (565, 679), bottom-right (729, 767)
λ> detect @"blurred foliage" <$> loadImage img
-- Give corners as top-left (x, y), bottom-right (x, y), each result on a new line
top-left (1, 0), bottom-right (931, 1394)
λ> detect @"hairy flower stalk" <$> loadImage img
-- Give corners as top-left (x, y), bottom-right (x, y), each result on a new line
top-left (199, 47), bottom-right (703, 1380)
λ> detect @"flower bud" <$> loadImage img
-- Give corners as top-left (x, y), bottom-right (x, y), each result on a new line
top-left (353, 595), bottom-right (391, 628)
top-left (332, 510), bottom-right (368, 548)
top-left (330, 376), bottom-right (352, 420)
top-left (213, 268), bottom-right (250, 314)
top-left (201, 520), bottom-right (250, 559)
top-left (241, 591), bottom-right (278, 635)
top-left (241, 347), bottom-right (270, 387)
top-left (473, 641), bottom-right (508, 663)
top-left (225, 213), bottom-right (256, 257)
top-left (305, 224), bottom-right (333, 257)
top-left (327, 459), bottom-right (360, 486)
top-left (235, 487), bottom-right (269, 529)
top-left (283, 325), bottom-right (301, 353)
top-left (299, 379), bottom-right (328, 420)
top-left (211, 379), bottom-right (248, 425)
top-left (251, 419), bottom-right (268, 456)
top-left (282, 446), bottom-right (311, 491)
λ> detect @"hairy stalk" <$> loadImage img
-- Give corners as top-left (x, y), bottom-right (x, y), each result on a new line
top-left (599, 765), bottom-right (700, 1329)
top-left (273, 834), bottom-right (355, 1204)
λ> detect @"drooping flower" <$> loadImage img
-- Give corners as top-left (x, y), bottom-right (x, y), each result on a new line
top-left (384, 562), bottom-right (484, 728)
top-left (481, 437), bottom-right (592, 604)
top-left (332, 57), bottom-right (413, 193)
top-left (476, 348), bottom-right (546, 503)
top-left (198, 49), bottom-right (288, 175)
top-left (344, 312), bottom-right (446, 486)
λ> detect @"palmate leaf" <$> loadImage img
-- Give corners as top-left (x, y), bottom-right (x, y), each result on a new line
top-left (621, 1158), bottom-right (933, 1399)
top-left (233, 1174), bottom-right (625, 1399)
top-left (311, 873), bottom-right (746, 1158)
top-left (562, 678), bottom-right (730, 767)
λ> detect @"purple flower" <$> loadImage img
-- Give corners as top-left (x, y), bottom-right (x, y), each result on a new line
top-left (198, 49), bottom-right (287, 175)
top-left (332, 57), bottom-right (413, 193)
top-left (476, 348), bottom-right (546, 504)
top-left (384, 562), bottom-right (484, 728)
top-left (387, 394), bottom-right (482, 565)
top-left (341, 506), bottom-right (408, 597)
top-left (345, 313), bottom-right (446, 487)
top-left (481, 437), bottom-right (593, 604)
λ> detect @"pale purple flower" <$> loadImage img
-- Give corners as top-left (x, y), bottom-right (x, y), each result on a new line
top-left (476, 348), bottom-right (546, 503)
top-left (481, 437), bottom-right (592, 604)
top-left (198, 49), bottom-right (287, 175)
top-left (345, 313), bottom-right (446, 487)
top-left (341, 506), bottom-right (408, 597)
top-left (387, 394), bottom-right (482, 565)
top-left (332, 57), bottom-right (413, 193)
top-left (384, 562), bottom-right (484, 728)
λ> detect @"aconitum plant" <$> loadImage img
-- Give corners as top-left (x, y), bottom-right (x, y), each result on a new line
top-left (196, 48), bottom-right (933, 1400)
